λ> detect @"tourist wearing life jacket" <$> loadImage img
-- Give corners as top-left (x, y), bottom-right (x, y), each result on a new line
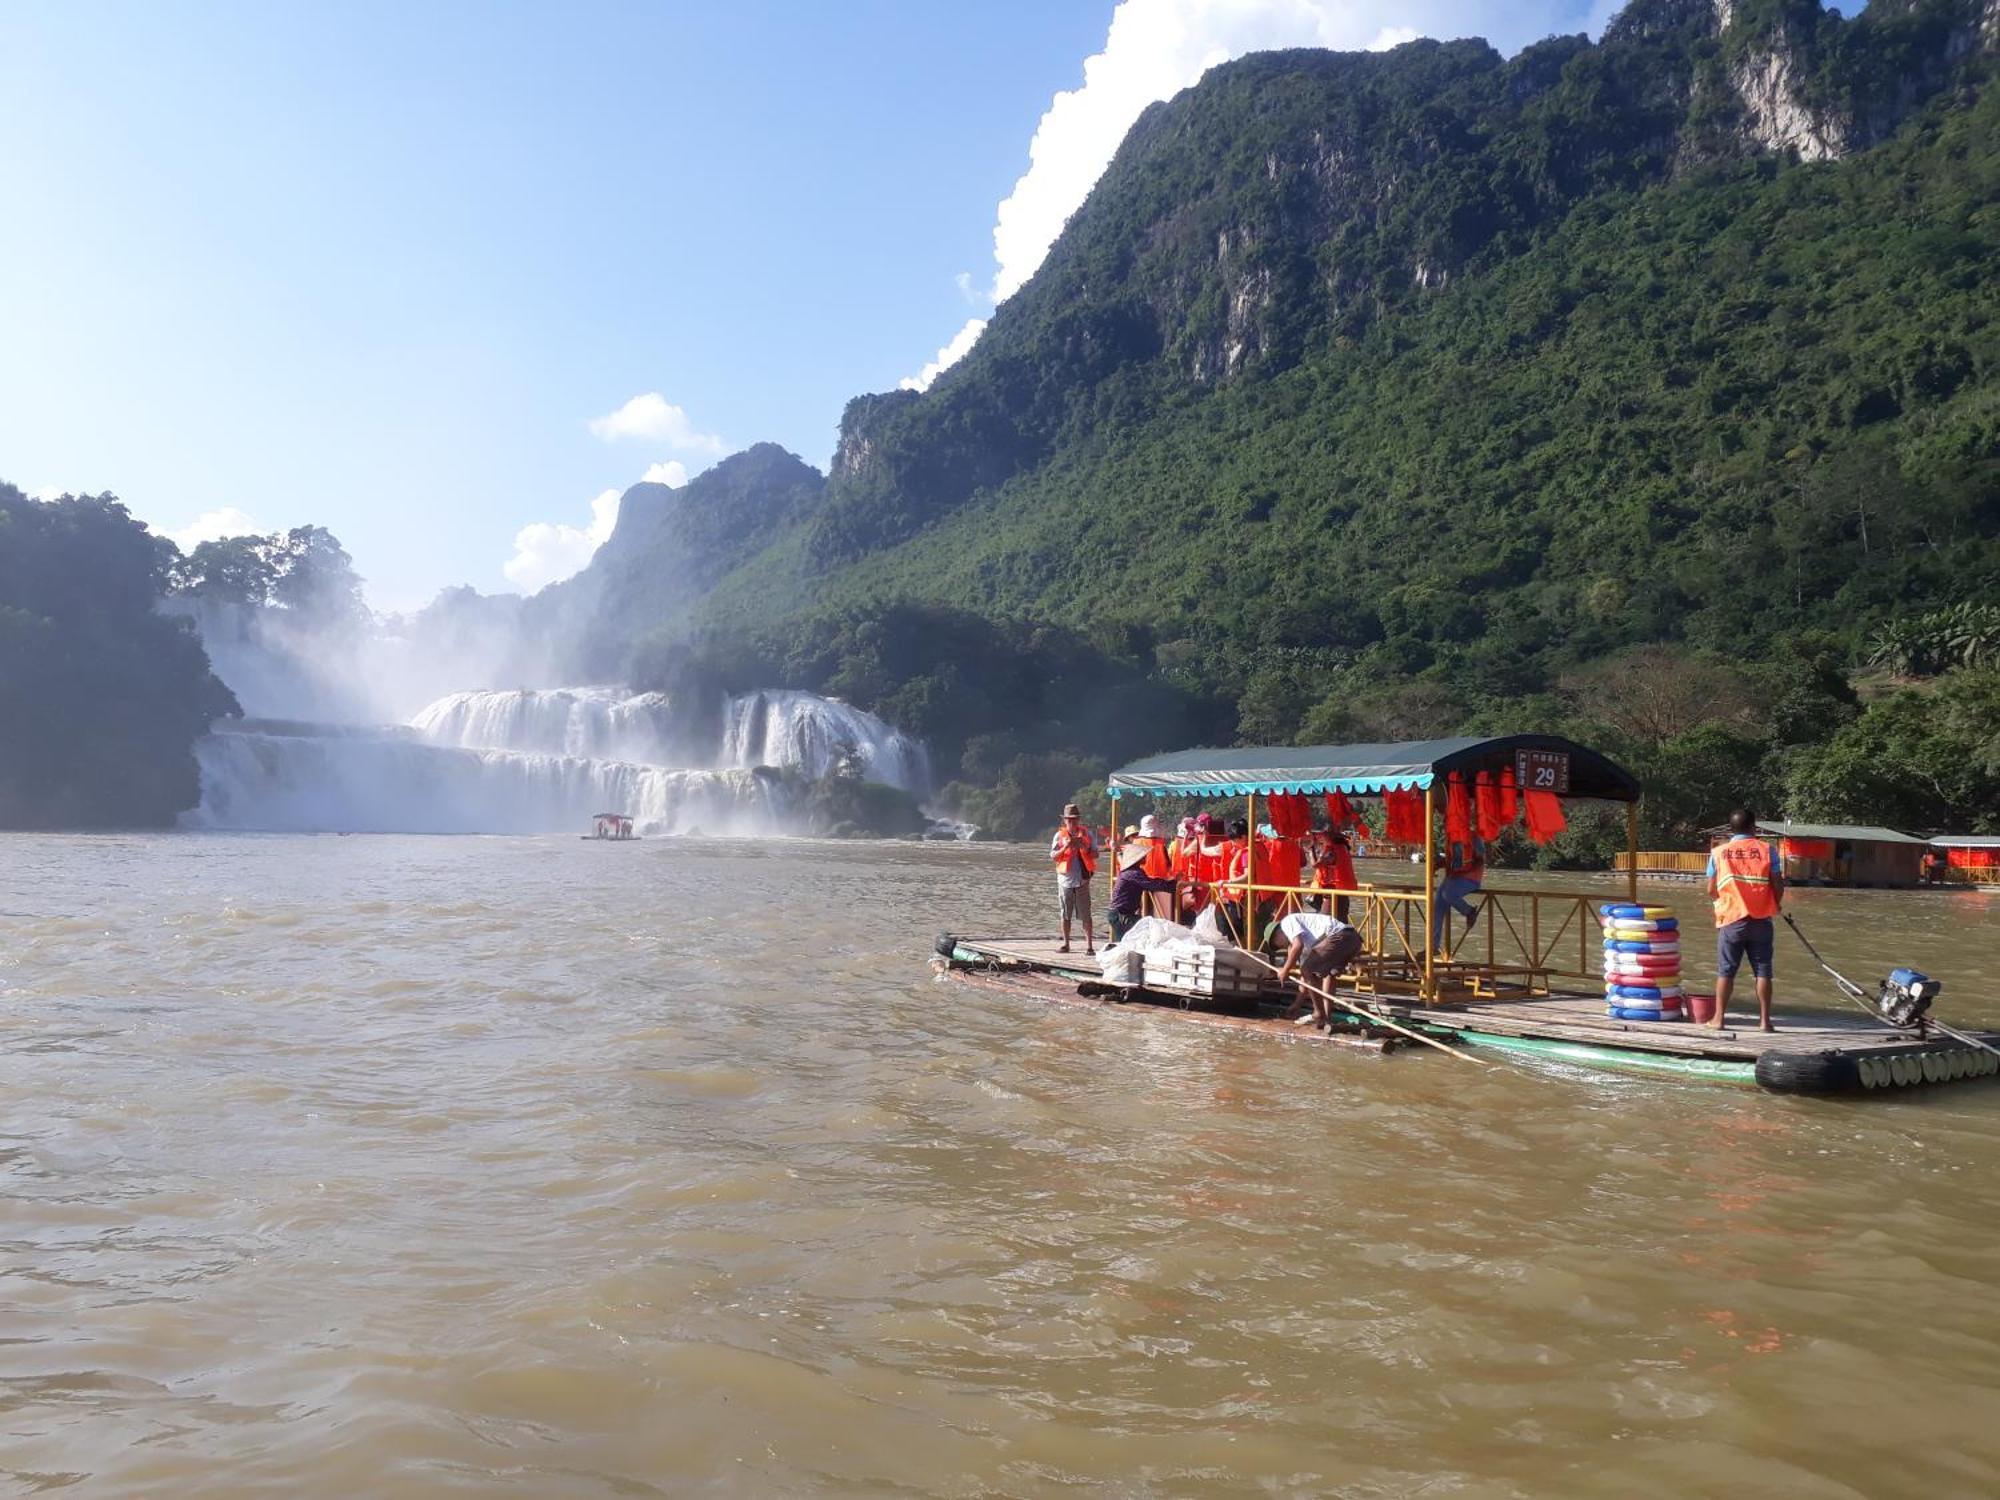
top-left (1131, 812), bottom-right (1175, 919)
top-left (1214, 818), bottom-right (1256, 944)
top-left (1312, 827), bottom-right (1358, 921)
top-left (1050, 802), bottom-right (1099, 956)
top-left (1431, 833), bottom-right (1486, 958)
top-left (1708, 806), bottom-right (1784, 1032)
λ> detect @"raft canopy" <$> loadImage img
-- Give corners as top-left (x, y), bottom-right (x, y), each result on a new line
top-left (1106, 734), bottom-right (1641, 801)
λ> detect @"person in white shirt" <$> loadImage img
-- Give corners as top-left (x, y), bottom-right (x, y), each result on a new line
top-left (1274, 909), bottom-right (1363, 1030)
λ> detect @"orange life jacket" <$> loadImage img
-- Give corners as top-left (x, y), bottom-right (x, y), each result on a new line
top-left (1712, 837), bottom-right (1779, 924)
top-left (1141, 837), bottom-right (1172, 880)
top-left (1189, 837), bottom-right (1232, 885)
top-left (1258, 833), bottom-right (1303, 892)
top-left (1052, 828), bottom-right (1097, 878)
top-left (1315, 843), bottom-right (1356, 892)
top-left (1220, 846), bottom-right (1250, 902)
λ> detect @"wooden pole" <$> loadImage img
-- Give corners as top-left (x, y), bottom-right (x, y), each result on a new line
top-left (1234, 947), bottom-right (1493, 1068)
top-left (1245, 789), bottom-right (1258, 948)
top-left (1423, 781), bottom-right (1437, 999)
top-left (1626, 801), bottom-right (1640, 902)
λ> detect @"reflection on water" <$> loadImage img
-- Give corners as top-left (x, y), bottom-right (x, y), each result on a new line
top-left (2, 833), bottom-right (1999, 1496)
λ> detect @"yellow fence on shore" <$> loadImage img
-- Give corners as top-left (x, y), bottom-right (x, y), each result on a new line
top-left (1618, 850), bottom-right (1709, 874)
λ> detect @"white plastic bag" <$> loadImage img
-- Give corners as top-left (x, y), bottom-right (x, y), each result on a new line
top-left (1191, 905), bottom-right (1234, 947)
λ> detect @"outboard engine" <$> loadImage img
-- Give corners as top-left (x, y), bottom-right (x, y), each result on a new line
top-left (1877, 968), bottom-right (1941, 1027)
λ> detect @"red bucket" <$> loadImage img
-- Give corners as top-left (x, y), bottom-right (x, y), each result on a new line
top-left (1685, 992), bottom-right (1718, 1025)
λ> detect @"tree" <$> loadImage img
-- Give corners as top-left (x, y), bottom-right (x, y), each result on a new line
top-left (1558, 645), bottom-right (1759, 746)
top-left (269, 525), bottom-right (367, 624)
top-left (172, 535), bottom-right (279, 605)
top-left (0, 486), bottom-right (238, 828)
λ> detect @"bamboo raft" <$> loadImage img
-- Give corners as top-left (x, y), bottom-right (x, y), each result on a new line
top-left (936, 935), bottom-right (2000, 1095)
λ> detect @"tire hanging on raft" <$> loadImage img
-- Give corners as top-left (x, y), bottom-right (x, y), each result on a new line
top-left (1755, 1049), bottom-right (1863, 1094)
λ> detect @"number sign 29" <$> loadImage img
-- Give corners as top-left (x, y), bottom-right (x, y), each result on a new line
top-left (1516, 749), bottom-right (1570, 795)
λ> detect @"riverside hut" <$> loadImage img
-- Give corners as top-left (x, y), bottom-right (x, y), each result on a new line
top-left (1930, 835), bottom-right (2000, 887)
top-left (1725, 820), bottom-right (1927, 888)
top-left (588, 812), bottom-right (636, 840)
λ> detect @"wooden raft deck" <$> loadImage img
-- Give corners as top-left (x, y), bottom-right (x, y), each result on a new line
top-left (941, 934), bottom-right (2000, 1092)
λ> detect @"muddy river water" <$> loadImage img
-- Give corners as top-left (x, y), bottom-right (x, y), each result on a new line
top-left (3, 832), bottom-right (1999, 1496)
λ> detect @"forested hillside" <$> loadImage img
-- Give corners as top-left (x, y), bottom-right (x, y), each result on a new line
top-left (541, 0), bottom-right (2000, 844)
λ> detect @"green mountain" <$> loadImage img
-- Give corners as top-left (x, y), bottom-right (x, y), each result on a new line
top-left (552, 0), bottom-right (2000, 841)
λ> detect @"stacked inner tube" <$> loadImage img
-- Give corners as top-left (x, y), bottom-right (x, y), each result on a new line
top-left (1602, 904), bottom-right (1682, 1020)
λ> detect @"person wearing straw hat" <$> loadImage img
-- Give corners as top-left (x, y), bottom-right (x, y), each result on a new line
top-left (1050, 803), bottom-right (1099, 955)
top-left (1108, 840), bottom-right (1180, 942)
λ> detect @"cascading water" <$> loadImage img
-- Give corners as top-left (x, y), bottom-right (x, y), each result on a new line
top-left (185, 688), bottom-right (928, 836)
top-left (410, 687), bottom-right (929, 791)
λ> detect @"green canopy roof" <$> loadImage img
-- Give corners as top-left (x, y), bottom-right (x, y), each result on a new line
top-left (1755, 821), bottom-right (1929, 846)
top-left (1107, 735), bottom-right (1641, 801)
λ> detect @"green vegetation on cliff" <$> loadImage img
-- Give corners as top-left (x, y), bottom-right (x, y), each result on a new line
top-left (565, 1), bottom-right (1997, 840)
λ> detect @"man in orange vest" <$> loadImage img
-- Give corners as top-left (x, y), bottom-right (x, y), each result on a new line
top-left (1708, 807), bottom-right (1785, 1032)
top-left (1050, 802), bottom-right (1099, 956)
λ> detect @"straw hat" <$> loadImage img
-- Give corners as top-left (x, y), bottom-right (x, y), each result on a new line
top-left (1119, 842), bottom-right (1151, 871)
top-left (1062, 803), bottom-right (1082, 819)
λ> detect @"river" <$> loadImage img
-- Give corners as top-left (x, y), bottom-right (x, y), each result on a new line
top-left (3, 833), bottom-right (1999, 1497)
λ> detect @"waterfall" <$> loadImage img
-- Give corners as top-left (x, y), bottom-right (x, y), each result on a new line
top-left (185, 686), bottom-right (929, 835)
top-left (719, 690), bottom-right (930, 791)
top-left (409, 686), bottom-right (929, 792)
top-left (187, 723), bottom-right (791, 836)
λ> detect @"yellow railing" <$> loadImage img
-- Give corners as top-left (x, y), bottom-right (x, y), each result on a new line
top-left (1226, 878), bottom-right (1612, 1001)
top-left (1618, 850), bottom-right (1709, 873)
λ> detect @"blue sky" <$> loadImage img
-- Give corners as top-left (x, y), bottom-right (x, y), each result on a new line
top-left (0, 1), bottom-right (1613, 609)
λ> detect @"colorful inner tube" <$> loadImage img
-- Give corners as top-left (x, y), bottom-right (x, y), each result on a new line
top-left (1606, 939), bottom-right (1680, 955)
top-left (1608, 986), bottom-right (1684, 1002)
top-left (1605, 957), bottom-right (1680, 974)
top-left (1607, 1005), bottom-right (1686, 1021)
top-left (1606, 921), bottom-right (1678, 938)
top-left (1601, 904), bottom-right (1675, 921)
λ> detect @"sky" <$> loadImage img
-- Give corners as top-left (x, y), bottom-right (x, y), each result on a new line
top-left (0, 0), bottom-right (1618, 611)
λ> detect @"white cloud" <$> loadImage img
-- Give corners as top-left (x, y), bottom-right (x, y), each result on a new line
top-left (905, 0), bottom-right (1591, 385)
top-left (503, 488), bottom-right (621, 592)
top-left (586, 392), bottom-right (724, 454)
top-left (29, 486), bottom-right (67, 502)
top-left (900, 317), bottom-right (989, 392)
top-left (163, 506), bottom-right (265, 552)
top-left (641, 459), bottom-right (689, 487)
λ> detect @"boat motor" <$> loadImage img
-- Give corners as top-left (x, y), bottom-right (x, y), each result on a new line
top-left (1876, 968), bottom-right (1941, 1028)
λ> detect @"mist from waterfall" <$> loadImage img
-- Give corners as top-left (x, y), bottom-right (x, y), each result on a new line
top-left (177, 594), bottom-right (933, 836)
top-left (187, 722), bottom-right (793, 836)
top-left (187, 688), bottom-right (929, 836)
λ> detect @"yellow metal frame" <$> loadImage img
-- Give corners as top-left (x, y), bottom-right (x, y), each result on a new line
top-left (1109, 777), bottom-right (1642, 1004)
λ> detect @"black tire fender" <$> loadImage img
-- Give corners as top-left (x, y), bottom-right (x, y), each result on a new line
top-left (934, 931), bottom-right (959, 961)
top-left (1755, 1048), bottom-right (1861, 1095)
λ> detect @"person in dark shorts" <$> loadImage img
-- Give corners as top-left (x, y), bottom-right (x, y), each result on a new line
top-left (1274, 909), bottom-right (1363, 1031)
top-left (1708, 807), bottom-right (1784, 1032)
